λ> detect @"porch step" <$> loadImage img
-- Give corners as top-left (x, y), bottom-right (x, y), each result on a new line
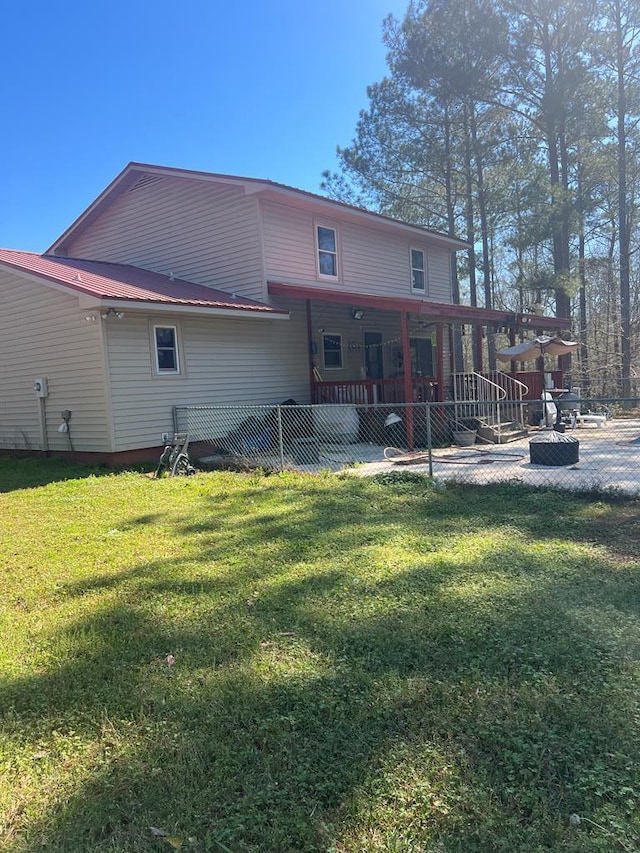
top-left (477, 423), bottom-right (529, 444)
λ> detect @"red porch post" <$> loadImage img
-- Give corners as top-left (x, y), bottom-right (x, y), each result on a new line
top-left (475, 325), bottom-right (484, 373)
top-left (401, 310), bottom-right (414, 449)
top-left (509, 327), bottom-right (517, 376)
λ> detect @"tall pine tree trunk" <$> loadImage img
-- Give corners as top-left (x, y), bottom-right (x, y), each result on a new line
top-left (469, 103), bottom-right (496, 368)
top-left (462, 104), bottom-right (480, 370)
top-left (615, 0), bottom-right (632, 398)
top-left (445, 107), bottom-right (465, 372)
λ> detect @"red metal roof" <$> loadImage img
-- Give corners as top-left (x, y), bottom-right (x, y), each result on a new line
top-left (0, 250), bottom-right (286, 315)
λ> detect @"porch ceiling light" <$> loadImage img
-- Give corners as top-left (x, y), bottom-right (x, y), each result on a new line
top-left (351, 308), bottom-right (365, 320)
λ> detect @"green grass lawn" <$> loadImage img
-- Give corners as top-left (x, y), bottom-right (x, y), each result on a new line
top-left (1, 458), bottom-right (639, 853)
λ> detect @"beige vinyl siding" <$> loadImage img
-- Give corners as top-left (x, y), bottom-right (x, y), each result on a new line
top-left (261, 199), bottom-right (453, 302)
top-left (66, 177), bottom-right (265, 301)
top-left (310, 303), bottom-right (399, 379)
top-left (0, 272), bottom-right (110, 452)
top-left (308, 302), bottom-right (449, 385)
top-left (105, 303), bottom-right (308, 450)
top-left (261, 200), bottom-right (318, 281)
top-left (426, 249), bottom-right (453, 301)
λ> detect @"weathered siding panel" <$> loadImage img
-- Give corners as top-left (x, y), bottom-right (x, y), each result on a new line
top-left (261, 199), bottom-right (453, 302)
top-left (0, 272), bottom-right (111, 452)
top-left (105, 306), bottom-right (309, 450)
top-left (66, 177), bottom-right (265, 301)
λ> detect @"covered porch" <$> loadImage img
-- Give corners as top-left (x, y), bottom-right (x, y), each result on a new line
top-left (268, 282), bottom-right (571, 406)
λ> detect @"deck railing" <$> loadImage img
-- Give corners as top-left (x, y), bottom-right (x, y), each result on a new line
top-left (453, 371), bottom-right (528, 436)
top-left (512, 370), bottom-right (563, 400)
top-left (453, 372), bottom-right (504, 426)
top-left (486, 371), bottom-right (529, 426)
top-left (312, 377), bottom-right (438, 405)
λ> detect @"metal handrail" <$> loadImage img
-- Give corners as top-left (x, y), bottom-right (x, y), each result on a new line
top-left (489, 370), bottom-right (529, 398)
top-left (453, 371), bottom-right (529, 439)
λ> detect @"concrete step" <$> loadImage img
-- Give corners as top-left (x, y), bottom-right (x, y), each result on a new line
top-left (478, 423), bottom-right (529, 444)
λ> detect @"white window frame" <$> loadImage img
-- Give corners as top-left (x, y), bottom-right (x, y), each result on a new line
top-left (410, 247), bottom-right (426, 293)
top-left (322, 332), bottom-right (343, 370)
top-left (316, 223), bottom-right (339, 280)
top-left (153, 324), bottom-right (181, 375)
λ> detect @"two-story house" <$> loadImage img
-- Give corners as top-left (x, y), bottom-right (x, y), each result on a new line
top-left (0, 162), bottom-right (568, 462)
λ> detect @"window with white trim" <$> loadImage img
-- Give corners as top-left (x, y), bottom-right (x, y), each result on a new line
top-left (154, 325), bottom-right (180, 373)
top-left (410, 248), bottom-right (426, 292)
top-left (317, 225), bottom-right (338, 278)
top-left (322, 332), bottom-right (343, 369)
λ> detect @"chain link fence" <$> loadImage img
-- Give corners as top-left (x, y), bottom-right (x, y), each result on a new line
top-left (174, 397), bottom-right (640, 494)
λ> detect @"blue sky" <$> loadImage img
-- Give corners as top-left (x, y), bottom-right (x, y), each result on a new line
top-left (2, 0), bottom-right (408, 252)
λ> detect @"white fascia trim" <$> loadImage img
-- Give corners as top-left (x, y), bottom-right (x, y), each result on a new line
top-left (91, 299), bottom-right (290, 320)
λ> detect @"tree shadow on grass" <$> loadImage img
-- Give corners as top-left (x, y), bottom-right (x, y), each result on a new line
top-left (0, 456), bottom-right (131, 494)
top-left (3, 529), bottom-right (640, 853)
top-left (167, 474), bottom-right (640, 574)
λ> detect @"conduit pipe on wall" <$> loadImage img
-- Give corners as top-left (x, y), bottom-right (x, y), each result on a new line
top-left (38, 397), bottom-right (49, 454)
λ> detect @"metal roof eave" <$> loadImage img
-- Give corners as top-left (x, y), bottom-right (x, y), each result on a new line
top-left (267, 281), bottom-right (571, 330)
top-left (0, 253), bottom-right (288, 319)
top-left (82, 298), bottom-right (289, 320)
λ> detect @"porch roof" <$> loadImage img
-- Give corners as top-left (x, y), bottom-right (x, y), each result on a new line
top-left (267, 282), bottom-right (570, 332)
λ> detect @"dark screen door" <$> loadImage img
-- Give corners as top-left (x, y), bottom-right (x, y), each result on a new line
top-left (364, 332), bottom-right (383, 379)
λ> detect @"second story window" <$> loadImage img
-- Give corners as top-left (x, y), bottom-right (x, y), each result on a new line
top-left (411, 248), bottom-right (426, 292)
top-left (317, 225), bottom-right (338, 277)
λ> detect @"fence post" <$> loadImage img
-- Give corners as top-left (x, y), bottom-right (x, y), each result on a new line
top-left (276, 406), bottom-right (285, 470)
top-left (425, 403), bottom-right (433, 477)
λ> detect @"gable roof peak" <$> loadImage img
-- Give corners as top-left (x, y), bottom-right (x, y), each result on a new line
top-left (47, 161), bottom-right (468, 255)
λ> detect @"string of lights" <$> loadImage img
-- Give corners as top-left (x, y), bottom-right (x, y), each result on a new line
top-left (317, 332), bottom-right (439, 351)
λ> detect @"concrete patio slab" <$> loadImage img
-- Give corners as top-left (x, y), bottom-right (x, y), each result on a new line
top-left (346, 418), bottom-right (640, 494)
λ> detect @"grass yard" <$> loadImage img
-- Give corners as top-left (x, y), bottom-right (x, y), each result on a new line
top-left (1, 458), bottom-right (639, 853)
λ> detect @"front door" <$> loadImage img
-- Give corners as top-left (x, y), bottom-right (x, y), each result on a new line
top-left (364, 332), bottom-right (383, 379)
top-left (409, 336), bottom-right (435, 402)
top-left (409, 337), bottom-right (434, 376)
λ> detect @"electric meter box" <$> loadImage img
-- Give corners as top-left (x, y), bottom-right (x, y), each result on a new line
top-left (33, 378), bottom-right (49, 397)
